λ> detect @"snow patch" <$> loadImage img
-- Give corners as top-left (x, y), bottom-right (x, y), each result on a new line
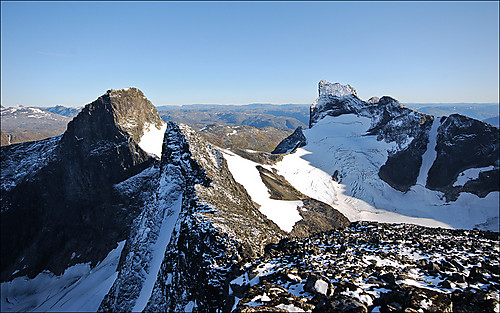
top-left (453, 166), bottom-right (495, 187)
top-left (276, 303), bottom-right (305, 312)
top-left (138, 123), bottom-right (167, 158)
top-left (314, 279), bottom-right (328, 296)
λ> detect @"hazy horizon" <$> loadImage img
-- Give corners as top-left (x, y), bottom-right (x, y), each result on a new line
top-left (2, 101), bottom-right (499, 109)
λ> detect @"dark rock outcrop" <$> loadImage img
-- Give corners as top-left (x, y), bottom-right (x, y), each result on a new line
top-left (254, 164), bottom-right (350, 237)
top-left (427, 114), bottom-right (500, 200)
top-left (271, 126), bottom-right (307, 154)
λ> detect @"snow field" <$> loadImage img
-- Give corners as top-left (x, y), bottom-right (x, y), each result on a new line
top-left (273, 115), bottom-right (499, 231)
top-left (416, 118), bottom-right (440, 186)
top-left (453, 165), bottom-right (495, 187)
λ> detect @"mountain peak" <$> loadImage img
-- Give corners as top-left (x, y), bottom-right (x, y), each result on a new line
top-left (65, 88), bottom-right (163, 144)
top-left (318, 80), bottom-right (357, 98)
top-left (106, 87), bottom-right (141, 96)
top-left (310, 80), bottom-right (363, 127)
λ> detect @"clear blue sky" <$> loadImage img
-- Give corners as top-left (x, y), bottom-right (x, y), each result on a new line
top-left (1, 1), bottom-right (499, 107)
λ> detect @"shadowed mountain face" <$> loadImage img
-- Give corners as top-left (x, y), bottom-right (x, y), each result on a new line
top-left (427, 114), bottom-right (500, 200)
top-left (0, 88), bottom-right (161, 281)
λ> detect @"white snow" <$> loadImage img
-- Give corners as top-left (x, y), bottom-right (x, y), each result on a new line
top-left (275, 303), bottom-right (306, 312)
top-left (133, 195), bottom-right (183, 312)
top-left (222, 149), bottom-right (303, 232)
top-left (251, 294), bottom-right (271, 302)
top-left (416, 118), bottom-right (440, 186)
top-left (138, 122), bottom-right (167, 158)
top-left (1, 241), bottom-right (125, 312)
top-left (314, 279), bottom-right (328, 296)
top-left (287, 273), bottom-right (302, 282)
top-left (341, 288), bottom-right (373, 306)
top-left (453, 166), bottom-right (495, 187)
top-left (271, 114), bottom-right (499, 231)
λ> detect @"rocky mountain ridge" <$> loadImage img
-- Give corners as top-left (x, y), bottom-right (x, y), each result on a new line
top-left (99, 121), bottom-right (287, 311)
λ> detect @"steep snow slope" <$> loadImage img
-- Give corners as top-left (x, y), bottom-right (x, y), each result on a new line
top-left (132, 194), bottom-right (182, 312)
top-left (416, 118), bottom-right (440, 187)
top-left (1, 241), bottom-right (125, 312)
top-left (273, 114), bottom-right (499, 231)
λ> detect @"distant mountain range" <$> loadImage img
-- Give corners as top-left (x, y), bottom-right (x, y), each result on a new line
top-left (405, 103), bottom-right (499, 126)
top-left (156, 103), bottom-right (310, 131)
top-left (44, 105), bottom-right (82, 118)
top-left (1, 101), bottom-right (497, 146)
top-left (0, 105), bottom-right (72, 146)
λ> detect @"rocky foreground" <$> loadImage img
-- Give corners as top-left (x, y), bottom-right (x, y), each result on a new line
top-left (230, 221), bottom-right (499, 313)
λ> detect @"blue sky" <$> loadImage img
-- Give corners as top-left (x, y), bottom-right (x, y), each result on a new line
top-left (1, 1), bottom-right (499, 107)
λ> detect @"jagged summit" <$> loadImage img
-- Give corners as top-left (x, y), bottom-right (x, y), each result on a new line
top-left (318, 80), bottom-right (357, 98)
top-left (310, 80), bottom-right (407, 127)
